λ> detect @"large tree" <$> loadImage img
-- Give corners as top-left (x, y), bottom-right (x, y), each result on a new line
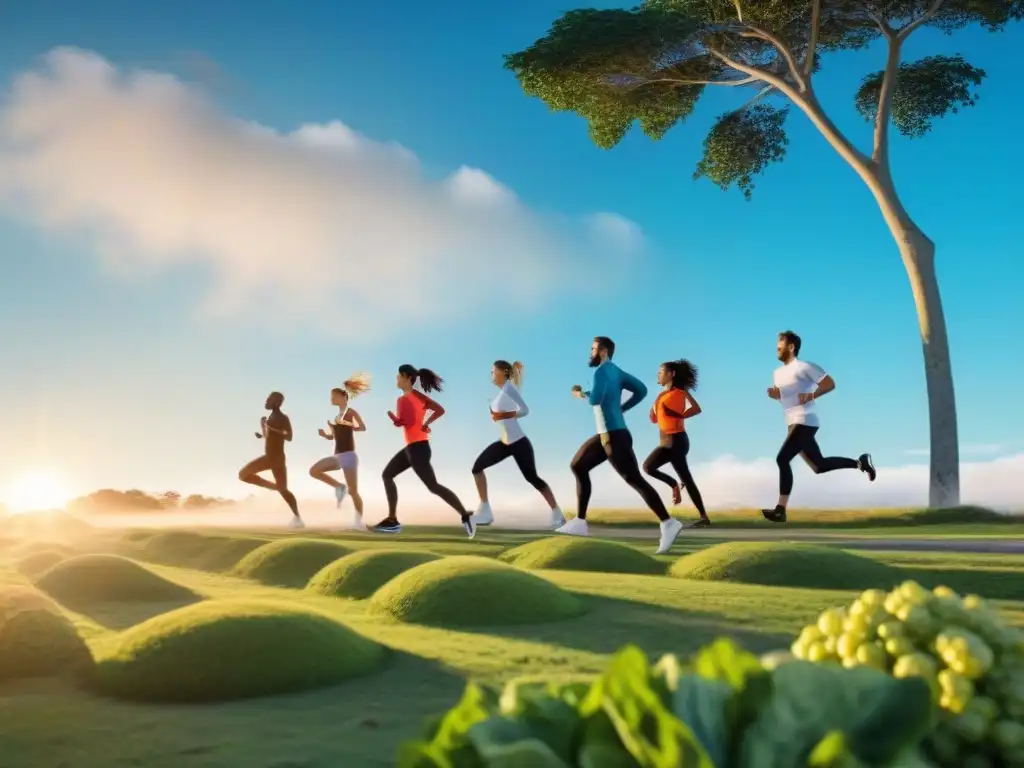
top-left (506, 0), bottom-right (1020, 507)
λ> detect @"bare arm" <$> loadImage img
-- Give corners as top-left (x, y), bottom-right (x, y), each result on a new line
top-left (345, 409), bottom-right (367, 432)
top-left (806, 374), bottom-right (836, 402)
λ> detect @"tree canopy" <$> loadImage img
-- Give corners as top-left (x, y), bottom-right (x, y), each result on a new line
top-left (505, 0), bottom-right (1020, 198)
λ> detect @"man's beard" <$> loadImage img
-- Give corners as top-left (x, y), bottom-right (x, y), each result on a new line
top-left (589, 354), bottom-right (602, 368)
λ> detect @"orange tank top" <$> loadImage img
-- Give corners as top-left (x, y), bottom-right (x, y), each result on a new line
top-left (397, 392), bottom-right (430, 445)
top-left (655, 389), bottom-right (687, 434)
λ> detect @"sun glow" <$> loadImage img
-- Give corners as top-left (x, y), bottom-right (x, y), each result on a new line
top-left (3, 472), bottom-right (72, 514)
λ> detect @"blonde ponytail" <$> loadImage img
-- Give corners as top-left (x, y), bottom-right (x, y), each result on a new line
top-left (343, 371), bottom-right (372, 397)
top-left (510, 361), bottom-right (524, 389)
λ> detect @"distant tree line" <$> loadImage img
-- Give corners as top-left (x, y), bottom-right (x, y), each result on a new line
top-left (67, 489), bottom-right (235, 514)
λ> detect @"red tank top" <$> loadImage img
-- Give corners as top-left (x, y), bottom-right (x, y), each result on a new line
top-left (397, 392), bottom-right (429, 445)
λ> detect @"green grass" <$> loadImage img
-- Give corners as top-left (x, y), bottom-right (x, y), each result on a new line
top-left (90, 600), bottom-right (386, 703)
top-left (1, 523), bottom-right (1024, 766)
top-left (670, 542), bottom-right (905, 590)
top-left (499, 536), bottom-right (665, 575)
top-left (232, 538), bottom-right (352, 587)
top-left (308, 549), bottom-right (442, 600)
top-left (14, 549), bottom-right (69, 577)
top-left (0, 585), bottom-right (92, 681)
top-left (34, 555), bottom-right (198, 608)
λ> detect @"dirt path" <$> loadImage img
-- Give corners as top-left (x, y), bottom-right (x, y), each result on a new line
top-left (599, 526), bottom-right (1024, 554)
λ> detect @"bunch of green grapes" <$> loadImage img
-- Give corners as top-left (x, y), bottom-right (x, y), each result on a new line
top-left (790, 581), bottom-right (1024, 767)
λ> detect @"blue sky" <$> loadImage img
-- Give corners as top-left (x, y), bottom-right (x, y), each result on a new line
top-left (1, 0), bottom-right (1021, 517)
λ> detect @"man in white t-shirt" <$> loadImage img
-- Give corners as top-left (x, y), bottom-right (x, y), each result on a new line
top-left (762, 330), bottom-right (876, 523)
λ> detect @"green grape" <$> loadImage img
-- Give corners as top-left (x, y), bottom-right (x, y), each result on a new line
top-left (884, 590), bottom-right (906, 615)
top-left (823, 636), bottom-right (839, 656)
top-left (899, 580), bottom-right (932, 605)
top-left (938, 669), bottom-right (975, 701)
top-left (895, 604), bottom-right (935, 639)
top-left (932, 585), bottom-right (958, 599)
top-left (991, 720), bottom-right (1024, 753)
top-left (860, 588), bottom-right (887, 607)
top-left (843, 613), bottom-right (870, 637)
top-left (817, 608), bottom-right (846, 637)
top-left (854, 642), bottom-right (887, 670)
top-left (799, 624), bottom-right (825, 645)
top-left (791, 638), bottom-right (810, 660)
top-left (885, 637), bottom-right (916, 659)
top-left (836, 633), bottom-right (861, 660)
top-left (877, 621), bottom-right (905, 640)
top-left (760, 651), bottom-right (795, 671)
top-left (807, 641), bottom-right (829, 663)
top-left (841, 656), bottom-right (859, 669)
top-left (962, 594), bottom-right (988, 611)
top-left (940, 693), bottom-right (967, 714)
top-left (894, 653), bottom-right (938, 681)
top-left (949, 710), bottom-right (988, 743)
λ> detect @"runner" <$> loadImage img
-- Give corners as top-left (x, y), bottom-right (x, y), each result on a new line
top-left (643, 358), bottom-right (711, 528)
top-left (763, 330), bottom-right (876, 523)
top-left (238, 391), bottom-right (302, 528)
top-left (309, 372), bottom-right (371, 529)
top-left (472, 360), bottom-right (565, 529)
top-left (560, 336), bottom-right (683, 555)
top-left (374, 364), bottom-right (475, 538)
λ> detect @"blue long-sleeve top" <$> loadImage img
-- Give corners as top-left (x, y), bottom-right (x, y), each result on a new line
top-left (587, 361), bottom-right (647, 434)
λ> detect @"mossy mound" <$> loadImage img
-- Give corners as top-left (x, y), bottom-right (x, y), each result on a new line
top-left (194, 537), bottom-right (267, 572)
top-left (232, 539), bottom-right (352, 588)
top-left (90, 600), bottom-right (385, 702)
top-left (669, 542), bottom-right (904, 590)
top-left (370, 555), bottom-right (584, 627)
top-left (34, 555), bottom-right (197, 607)
top-left (308, 549), bottom-right (442, 599)
top-left (0, 585), bottom-right (92, 680)
top-left (139, 531), bottom-right (267, 572)
top-left (499, 536), bottom-right (664, 575)
top-left (15, 549), bottom-right (69, 577)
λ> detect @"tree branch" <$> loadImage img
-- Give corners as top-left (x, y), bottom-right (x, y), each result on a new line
top-left (731, 0), bottom-right (743, 23)
top-left (622, 75), bottom-right (759, 91)
top-left (802, 0), bottom-right (821, 78)
top-left (739, 26), bottom-right (809, 92)
top-left (872, 35), bottom-right (903, 167)
top-left (898, 0), bottom-right (947, 42)
top-left (708, 47), bottom-right (873, 173)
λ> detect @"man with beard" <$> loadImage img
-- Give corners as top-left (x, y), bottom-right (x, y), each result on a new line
top-left (762, 330), bottom-right (876, 523)
top-left (558, 336), bottom-right (683, 554)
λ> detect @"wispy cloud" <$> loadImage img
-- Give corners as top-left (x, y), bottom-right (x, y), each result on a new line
top-left (904, 443), bottom-right (1011, 458)
top-left (0, 48), bottom-right (643, 336)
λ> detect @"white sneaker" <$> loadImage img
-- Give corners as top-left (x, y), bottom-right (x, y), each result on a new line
top-left (335, 484), bottom-right (348, 507)
top-left (655, 518), bottom-right (684, 555)
top-left (550, 507), bottom-right (566, 529)
top-left (474, 502), bottom-right (494, 526)
top-left (346, 512), bottom-right (364, 531)
top-left (555, 517), bottom-right (588, 537)
top-left (288, 516), bottom-right (305, 530)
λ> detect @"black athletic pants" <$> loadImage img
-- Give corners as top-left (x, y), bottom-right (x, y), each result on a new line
top-left (643, 432), bottom-right (708, 518)
top-left (571, 429), bottom-right (670, 521)
top-left (777, 424), bottom-right (858, 496)
top-left (472, 437), bottom-right (549, 492)
top-left (382, 440), bottom-right (467, 518)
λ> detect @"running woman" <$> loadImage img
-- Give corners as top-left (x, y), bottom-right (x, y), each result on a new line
top-left (375, 364), bottom-right (475, 538)
top-left (309, 372), bottom-right (371, 530)
top-left (472, 360), bottom-right (565, 529)
top-left (643, 359), bottom-right (711, 528)
top-left (560, 336), bottom-right (683, 555)
top-left (763, 330), bottom-right (876, 523)
top-left (238, 391), bottom-right (302, 528)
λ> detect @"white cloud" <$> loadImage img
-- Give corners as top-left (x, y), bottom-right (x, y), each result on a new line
top-left (0, 48), bottom-right (644, 336)
top-left (904, 443), bottom-right (1012, 458)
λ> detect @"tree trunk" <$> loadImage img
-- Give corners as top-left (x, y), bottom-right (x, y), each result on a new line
top-left (870, 178), bottom-right (961, 508)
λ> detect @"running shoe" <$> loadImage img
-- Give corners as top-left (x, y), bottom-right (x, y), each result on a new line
top-left (687, 517), bottom-right (711, 528)
top-left (371, 517), bottom-right (402, 534)
top-left (345, 512), bottom-right (364, 531)
top-left (288, 516), bottom-right (306, 530)
top-left (462, 513), bottom-right (476, 540)
top-left (550, 507), bottom-right (566, 529)
top-left (474, 502), bottom-right (494, 526)
top-left (656, 518), bottom-right (684, 555)
top-left (335, 484), bottom-right (348, 507)
top-left (555, 517), bottom-right (588, 537)
top-left (858, 453), bottom-right (877, 482)
top-left (761, 507), bottom-right (787, 523)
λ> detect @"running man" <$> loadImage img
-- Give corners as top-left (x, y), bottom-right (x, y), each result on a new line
top-left (239, 391), bottom-right (302, 528)
top-left (375, 364), bottom-right (475, 538)
top-left (763, 330), bottom-right (876, 523)
top-left (472, 360), bottom-right (565, 529)
top-left (560, 336), bottom-right (684, 555)
top-left (643, 358), bottom-right (711, 528)
top-left (310, 373), bottom-right (371, 530)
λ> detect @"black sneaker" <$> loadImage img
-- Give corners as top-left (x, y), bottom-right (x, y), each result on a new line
top-left (687, 518), bottom-right (711, 528)
top-left (461, 513), bottom-right (476, 540)
top-left (761, 507), bottom-right (787, 523)
top-left (372, 517), bottom-right (402, 534)
top-left (859, 453), bottom-right (876, 482)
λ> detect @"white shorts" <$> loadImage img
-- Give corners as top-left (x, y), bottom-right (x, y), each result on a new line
top-left (327, 451), bottom-right (358, 471)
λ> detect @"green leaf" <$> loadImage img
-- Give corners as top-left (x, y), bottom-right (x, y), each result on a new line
top-left (736, 661), bottom-right (932, 768)
top-left (495, 681), bottom-right (582, 762)
top-left (854, 55), bottom-right (986, 138)
top-left (691, 637), bottom-right (766, 691)
top-left (693, 104), bottom-right (790, 201)
top-left (581, 645), bottom-right (714, 768)
top-left (476, 739), bottom-right (569, 768)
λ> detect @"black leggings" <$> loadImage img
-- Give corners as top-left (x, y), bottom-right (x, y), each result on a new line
top-left (777, 424), bottom-right (858, 496)
top-left (643, 432), bottom-right (707, 518)
top-left (571, 429), bottom-right (669, 522)
top-left (472, 437), bottom-right (549, 492)
top-left (382, 440), bottom-right (468, 518)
